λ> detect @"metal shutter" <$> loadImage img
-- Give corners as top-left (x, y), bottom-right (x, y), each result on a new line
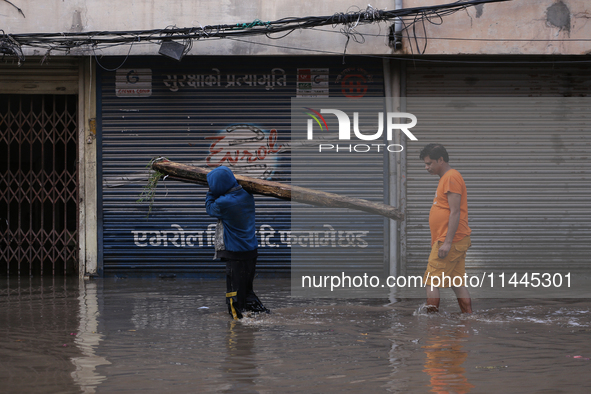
top-left (97, 55), bottom-right (385, 275)
top-left (404, 59), bottom-right (591, 274)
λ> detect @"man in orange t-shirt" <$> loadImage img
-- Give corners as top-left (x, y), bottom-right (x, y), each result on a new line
top-left (419, 144), bottom-right (472, 313)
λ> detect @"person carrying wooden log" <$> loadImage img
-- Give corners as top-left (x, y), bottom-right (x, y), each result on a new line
top-left (205, 166), bottom-right (270, 319)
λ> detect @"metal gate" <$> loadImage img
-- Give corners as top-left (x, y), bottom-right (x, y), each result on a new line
top-left (0, 94), bottom-right (79, 276)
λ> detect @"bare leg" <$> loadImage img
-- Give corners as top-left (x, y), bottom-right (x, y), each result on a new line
top-left (426, 286), bottom-right (440, 312)
top-left (452, 286), bottom-right (472, 313)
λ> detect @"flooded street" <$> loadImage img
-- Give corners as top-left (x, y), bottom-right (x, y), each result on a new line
top-left (1, 277), bottom-right (590, 393)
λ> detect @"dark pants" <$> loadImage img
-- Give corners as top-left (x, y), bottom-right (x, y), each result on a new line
top-left (225, 257), bottom-right (269, 319)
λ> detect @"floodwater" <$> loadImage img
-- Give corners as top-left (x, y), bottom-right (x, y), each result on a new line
top-left (1, 277), bottom-right (590, 393)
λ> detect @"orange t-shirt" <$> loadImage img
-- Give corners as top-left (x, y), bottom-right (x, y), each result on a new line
top-left (429, 169), bottom-right (471, 245)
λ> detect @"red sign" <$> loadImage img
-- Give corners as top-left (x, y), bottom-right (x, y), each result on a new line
top-left (341, 74), bottom-right (368, 98)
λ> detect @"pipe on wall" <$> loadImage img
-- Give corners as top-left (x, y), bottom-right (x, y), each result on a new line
top-left (394, 0), bottom-right (403, 50)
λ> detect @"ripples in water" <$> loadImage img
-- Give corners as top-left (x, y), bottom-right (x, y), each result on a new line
top-left (1, 277), bottom-right (590, 393)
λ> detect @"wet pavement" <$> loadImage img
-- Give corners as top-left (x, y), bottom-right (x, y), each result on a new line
top-left (1, 277), bottom-right (591, 393)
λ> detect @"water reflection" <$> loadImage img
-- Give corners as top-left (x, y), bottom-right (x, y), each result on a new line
top-left (2, 278), bottom-right (591, 393)
top-left (422, 323), bottom-right (475, 393)
top-left (70, 279), bottom-right (110, 393)
top-left (221, 320), bottom-right (259, 393)
top-left (0, 277), bottom-right (82, 393)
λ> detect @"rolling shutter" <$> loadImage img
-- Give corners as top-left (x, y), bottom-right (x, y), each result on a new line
top-left (404, 59), bottom-right (591, 274)
top-left (97, 55), bottom-right (385, 274)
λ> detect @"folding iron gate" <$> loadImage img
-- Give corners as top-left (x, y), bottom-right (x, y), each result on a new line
top-left (0, 94), bottom-right (79, 276)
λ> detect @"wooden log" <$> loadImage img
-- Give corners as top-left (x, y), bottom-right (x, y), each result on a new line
top-left (151, 159), bottom-right (404, 221)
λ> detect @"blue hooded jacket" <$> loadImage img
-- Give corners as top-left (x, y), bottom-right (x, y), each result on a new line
top-left (205, 166), bottom-right (258, 254)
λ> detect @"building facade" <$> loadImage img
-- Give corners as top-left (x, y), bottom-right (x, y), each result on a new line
top-left (1, 0), bottom-right (589, 277)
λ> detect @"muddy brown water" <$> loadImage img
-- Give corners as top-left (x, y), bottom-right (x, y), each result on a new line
top-left (1, 277), bottom-right (590, 393)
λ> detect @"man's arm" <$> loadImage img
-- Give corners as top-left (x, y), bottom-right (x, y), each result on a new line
top-left (438, 192), bottom-right (461, 258)
top-left (205, 191), bottom-right (222, 218)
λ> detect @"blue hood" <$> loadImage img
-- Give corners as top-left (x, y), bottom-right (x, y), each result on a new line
top-left (206, 166), bottom-right (240, 197)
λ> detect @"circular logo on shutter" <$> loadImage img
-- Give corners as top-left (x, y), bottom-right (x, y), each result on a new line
top-left (336, 68), bottom-right (373, 98)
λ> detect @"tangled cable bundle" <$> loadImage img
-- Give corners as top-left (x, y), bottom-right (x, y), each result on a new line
top-left (0, 30), bottom-right (25, 64)
top-left (0, 0), bottom-right (511, 65)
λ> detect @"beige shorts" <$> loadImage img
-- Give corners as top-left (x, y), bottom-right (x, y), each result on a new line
top-left (423, 236), bottom-right (471, 288)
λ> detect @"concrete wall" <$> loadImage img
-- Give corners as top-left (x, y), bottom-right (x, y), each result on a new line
top-left (403, 0), bottom-right (591, 55)
top-left (2, 0), bottom-right (392, 57)
top-left (2, 0), bottom-right (589, 58)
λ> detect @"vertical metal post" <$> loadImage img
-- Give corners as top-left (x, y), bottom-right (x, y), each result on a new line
top-left (383, 58), bottom-right (402, 278)
top-left (399, 64), bottom-right (407, 277)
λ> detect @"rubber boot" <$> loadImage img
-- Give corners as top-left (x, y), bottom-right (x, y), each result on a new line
top-left (243, 258), bottom-right (270, 314)
top-left (225, 259), bottom-right (246, 320)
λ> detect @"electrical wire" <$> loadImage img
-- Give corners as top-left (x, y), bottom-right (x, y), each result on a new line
top-left (0, 29), bottom-right (25, 64)
top-left (226, 36), bottom-right (591, 65)
top-left (310, 26), bottom-right (591, 42)
top-left (0, 0), bottom-right (512, 66)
